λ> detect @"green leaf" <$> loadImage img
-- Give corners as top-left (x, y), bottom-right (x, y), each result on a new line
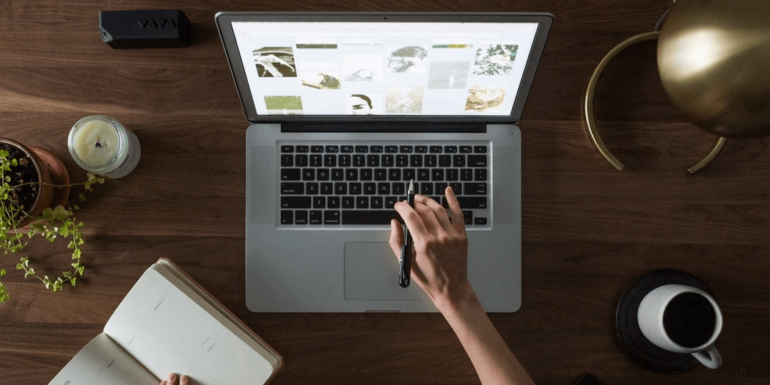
top-left (71, 277), bottom-right (77, 286)
top-left (42, 208), bottom-right (55, 222)
top-left (29, 223), bottom-right (46, 233)
top-left (72, 249), bottom-right (81, 259)
top-left (53, 206), bottom-right (70, 221)
top-left (0, 269), bottom-right (5, 277)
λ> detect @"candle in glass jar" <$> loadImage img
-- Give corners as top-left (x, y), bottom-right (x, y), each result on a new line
top-left (71, 119), bottom-right (120, 167)
top-left (68, 115), bottom-right (141, 178)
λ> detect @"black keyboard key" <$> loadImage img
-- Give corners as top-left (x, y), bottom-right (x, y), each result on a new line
top-left (281, 155), bottom-right (293, 167)
top-left (367, 155), bottom-right (379, 167)
top-left (332, 169), bottom-right (344, 181)
top-left (346, 169), bottom-right (358, 181)
top-left (389, 169), bottom-right (401, 181)
top-left (475, 217), bottom-right (488, 225)
top-left (430, 146), bottom-right (443, 153)
top-left (339, 154), bottom-right (351, 167)
top-left (396, 155), bottom-right (409, 167)
top-left (432, 169), bottom-right (445, 181)
top-left (374, 169), bottom-right (387, 181)
top-left (353, 154), bottom-right (365, 167)
top-left (309, 210), bottom-right (322, 224)
top-left (378, 182), bottom-right (390, 195)
top-left (296, 154), bottom-right (308, 167)
top-left (324, 211), bottom-right (340, 224)
top-left (410, 155), bottom-right (423, 167)
top-left (295, 210), bottom-right (308, 224)
top-left (445, 146), bottom-right (459, 153)
top-left (313, 196), bottom-right (326, 208)
top-left (320, 183), bottom-right (333, 195)
top-left (317, 168), bottom-right (330, 181)
top-left (371, 196), bottom-right (383, 208)
top-left (474, 146), bottom-right (488, 153)
top-left (281, 145), bottom-right (295, 153)
top-left (355, 145), bottom-right (369, 153)
top-left (350, 183), bottom-right (362, 195)
top-left (328, 197), bottom-right (340, 209)
top-left (371, 145), bottom-right (384, 153)
top-left (415, 146), bottom-right (428, 153)
top-left (335, 182), bottom-right (347, 195)
top-left (306, 183), bottom-right (319, 195)
top-left (281, 183), bottom-right (304, 194)
top-left (360, 169), bottom-right (373, 181)
top-left (341, 145), bottom-right (354, 153)
top-left (420, 183), bottom-right (434, 195)
top-left (417, 169), bottom-right (430, 181)
top-left (385, 145), bottom-right (399, 153)
top-left (310, 154), bottom-right (322, 167)
top-left (475, 169), bottom-right (488, 181)
top-left (461, 169), bottom-right (473, 181)
top-left (382, 155), bottom-right (394, 167)
top-left (439, 155), bottom-right (451, 167)
top-left (356, 196), bottom-right (369, 208)
top-left (456, 197), bottom-right (487, 208)
top-left (296, 145), bottom-right (309, 153)
top-left (281, 169), bottom-right (301, 181)
top-left (400, 145), bottom-right (413, 153)
top-left (468, 155), bottom-right (487, 167)
top-left (363, 183), bottom-right (377, 195)
top-left (342, 210), bottom-right (399, 225)
top-left (453, 155), bottom-right (466, 167)
top-left (460, 145), bottom-right (473, 153)
top-left (324, 155), bottom-right (336, 167)
top-left (326, 145), bottom-right (339, 153)
top-left (342, 196), bottom-right (355, 208)
top-left (465, 183), bottom-right (488, 195)
top-left (281, 197), bottom-right (311, 208)
top-left (302, 169), bottom-right (315, 181)
top-left (425, 155), bottom-right (437, 167)
top-left (311, 145), bottom-right (324, 153)
top-left (281, 210), bottom-right (293, 224)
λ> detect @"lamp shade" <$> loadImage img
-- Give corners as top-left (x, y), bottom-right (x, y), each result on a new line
top-left (658, 0), bottom-right (770, 138)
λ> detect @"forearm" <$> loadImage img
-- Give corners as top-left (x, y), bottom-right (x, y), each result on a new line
top-left (437, 286), bottom-right (535, 385)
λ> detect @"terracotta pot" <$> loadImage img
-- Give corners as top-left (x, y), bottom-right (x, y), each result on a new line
top-left (0, 138), bottom-right (70, 227)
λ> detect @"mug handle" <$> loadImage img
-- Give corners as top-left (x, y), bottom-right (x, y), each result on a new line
top-left (692, 345), bottom-right (722, 369)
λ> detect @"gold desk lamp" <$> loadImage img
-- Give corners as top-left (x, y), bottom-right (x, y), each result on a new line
top-left (584, 0), bottom-right (770, 174)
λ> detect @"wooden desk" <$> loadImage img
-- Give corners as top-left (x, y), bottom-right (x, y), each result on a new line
top-left (2, 1), bottom-right (769, 384)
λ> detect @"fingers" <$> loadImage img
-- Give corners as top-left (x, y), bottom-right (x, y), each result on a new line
top-left (161, 373), bottom-right (178, 385)
top-left (161, 373), bottom-right (189, 385)
top-left (388, 219), bottom-right (404, 258)
top-left (444, 187), bottom-right (466, 234)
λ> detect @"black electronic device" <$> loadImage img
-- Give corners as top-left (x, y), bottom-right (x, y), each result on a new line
top-left (99, 10), bottom-right (191, 49)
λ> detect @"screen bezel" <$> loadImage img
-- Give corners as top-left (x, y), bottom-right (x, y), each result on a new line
top-left (215, 12), bottom-right (553, 125)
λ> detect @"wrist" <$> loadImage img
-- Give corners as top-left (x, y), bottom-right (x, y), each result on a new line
top-left (433, 280), bottom-right (481, 315)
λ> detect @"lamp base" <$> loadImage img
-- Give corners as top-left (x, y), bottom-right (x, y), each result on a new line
top-left (616, 269), bottom-right (714, 374)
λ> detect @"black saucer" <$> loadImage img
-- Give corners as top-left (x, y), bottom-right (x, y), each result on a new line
top-left (615, 269), bottom-right (715, 374)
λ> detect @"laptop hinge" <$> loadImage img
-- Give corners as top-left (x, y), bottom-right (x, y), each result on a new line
top-left (280, 121), bottom-right (487, 133)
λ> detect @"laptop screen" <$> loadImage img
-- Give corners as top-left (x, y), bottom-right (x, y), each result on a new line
top-left (229, 20), bottom-right (541, 117)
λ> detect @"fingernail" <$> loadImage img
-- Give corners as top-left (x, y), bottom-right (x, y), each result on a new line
top-left (180, 375), bottom-right (190, 384)
top-left (169, 374), bottom-right (177, 381)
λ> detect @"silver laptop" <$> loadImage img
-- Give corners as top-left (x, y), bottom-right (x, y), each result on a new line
top-left (216, 12), bottom-right (552, 312)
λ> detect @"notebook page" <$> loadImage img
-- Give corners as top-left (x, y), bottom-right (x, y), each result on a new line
top-left (104, 268), bottom-right (275, 384)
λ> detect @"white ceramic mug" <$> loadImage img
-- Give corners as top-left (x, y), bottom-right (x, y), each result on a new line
top-left (637, 284), bottom-right (723, 369)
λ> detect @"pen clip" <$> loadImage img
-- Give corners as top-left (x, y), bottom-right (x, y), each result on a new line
top-left (399, 244), bottom-right (410, 288)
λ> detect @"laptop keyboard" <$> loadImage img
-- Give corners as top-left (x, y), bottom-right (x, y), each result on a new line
top-left (278, 142), bottom-right (490, 226)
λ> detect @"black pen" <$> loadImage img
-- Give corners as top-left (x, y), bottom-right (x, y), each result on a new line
top-left (399, 179), bottom-right (415, 288)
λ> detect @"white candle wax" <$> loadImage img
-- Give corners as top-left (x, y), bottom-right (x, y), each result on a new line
top-left (72, 120), bottom-right (120, 167)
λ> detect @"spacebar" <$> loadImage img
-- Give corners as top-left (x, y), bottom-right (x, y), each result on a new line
top-left (342, 210), bottom-right (399, 225)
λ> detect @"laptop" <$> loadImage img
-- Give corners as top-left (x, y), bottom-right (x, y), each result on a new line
top-left (215, 12), bottom-right (553, 312)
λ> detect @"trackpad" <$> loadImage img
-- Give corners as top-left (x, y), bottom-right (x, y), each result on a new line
top-left (344, 242), bottom-right (424, 300)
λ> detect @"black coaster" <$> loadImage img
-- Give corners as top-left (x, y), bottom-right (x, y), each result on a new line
top-left (615, 269), bottom-right (715, 374)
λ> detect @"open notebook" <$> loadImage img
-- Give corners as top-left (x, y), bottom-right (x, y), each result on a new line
top-left (49, 259), bottom-right (283, 385)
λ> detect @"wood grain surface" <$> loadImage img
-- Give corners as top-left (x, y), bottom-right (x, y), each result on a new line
top-left (2, 1), bottom-right (769, 384)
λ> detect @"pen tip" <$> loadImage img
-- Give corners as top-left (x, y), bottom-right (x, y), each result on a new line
top-left (408, 179), bottom-right (414, 192)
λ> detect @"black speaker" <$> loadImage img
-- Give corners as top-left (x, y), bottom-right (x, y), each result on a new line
top-left (99, 10), bottom-right (191, 49)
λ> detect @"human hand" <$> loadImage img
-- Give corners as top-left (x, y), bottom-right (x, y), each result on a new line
top-left (389, 187), bottom-right (472, 310)
top-left (160, 373), bottom-right (190, 385)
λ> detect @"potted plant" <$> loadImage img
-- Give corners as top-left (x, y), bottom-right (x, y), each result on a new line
top-left (0, 138), bottom-right (103, 303)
